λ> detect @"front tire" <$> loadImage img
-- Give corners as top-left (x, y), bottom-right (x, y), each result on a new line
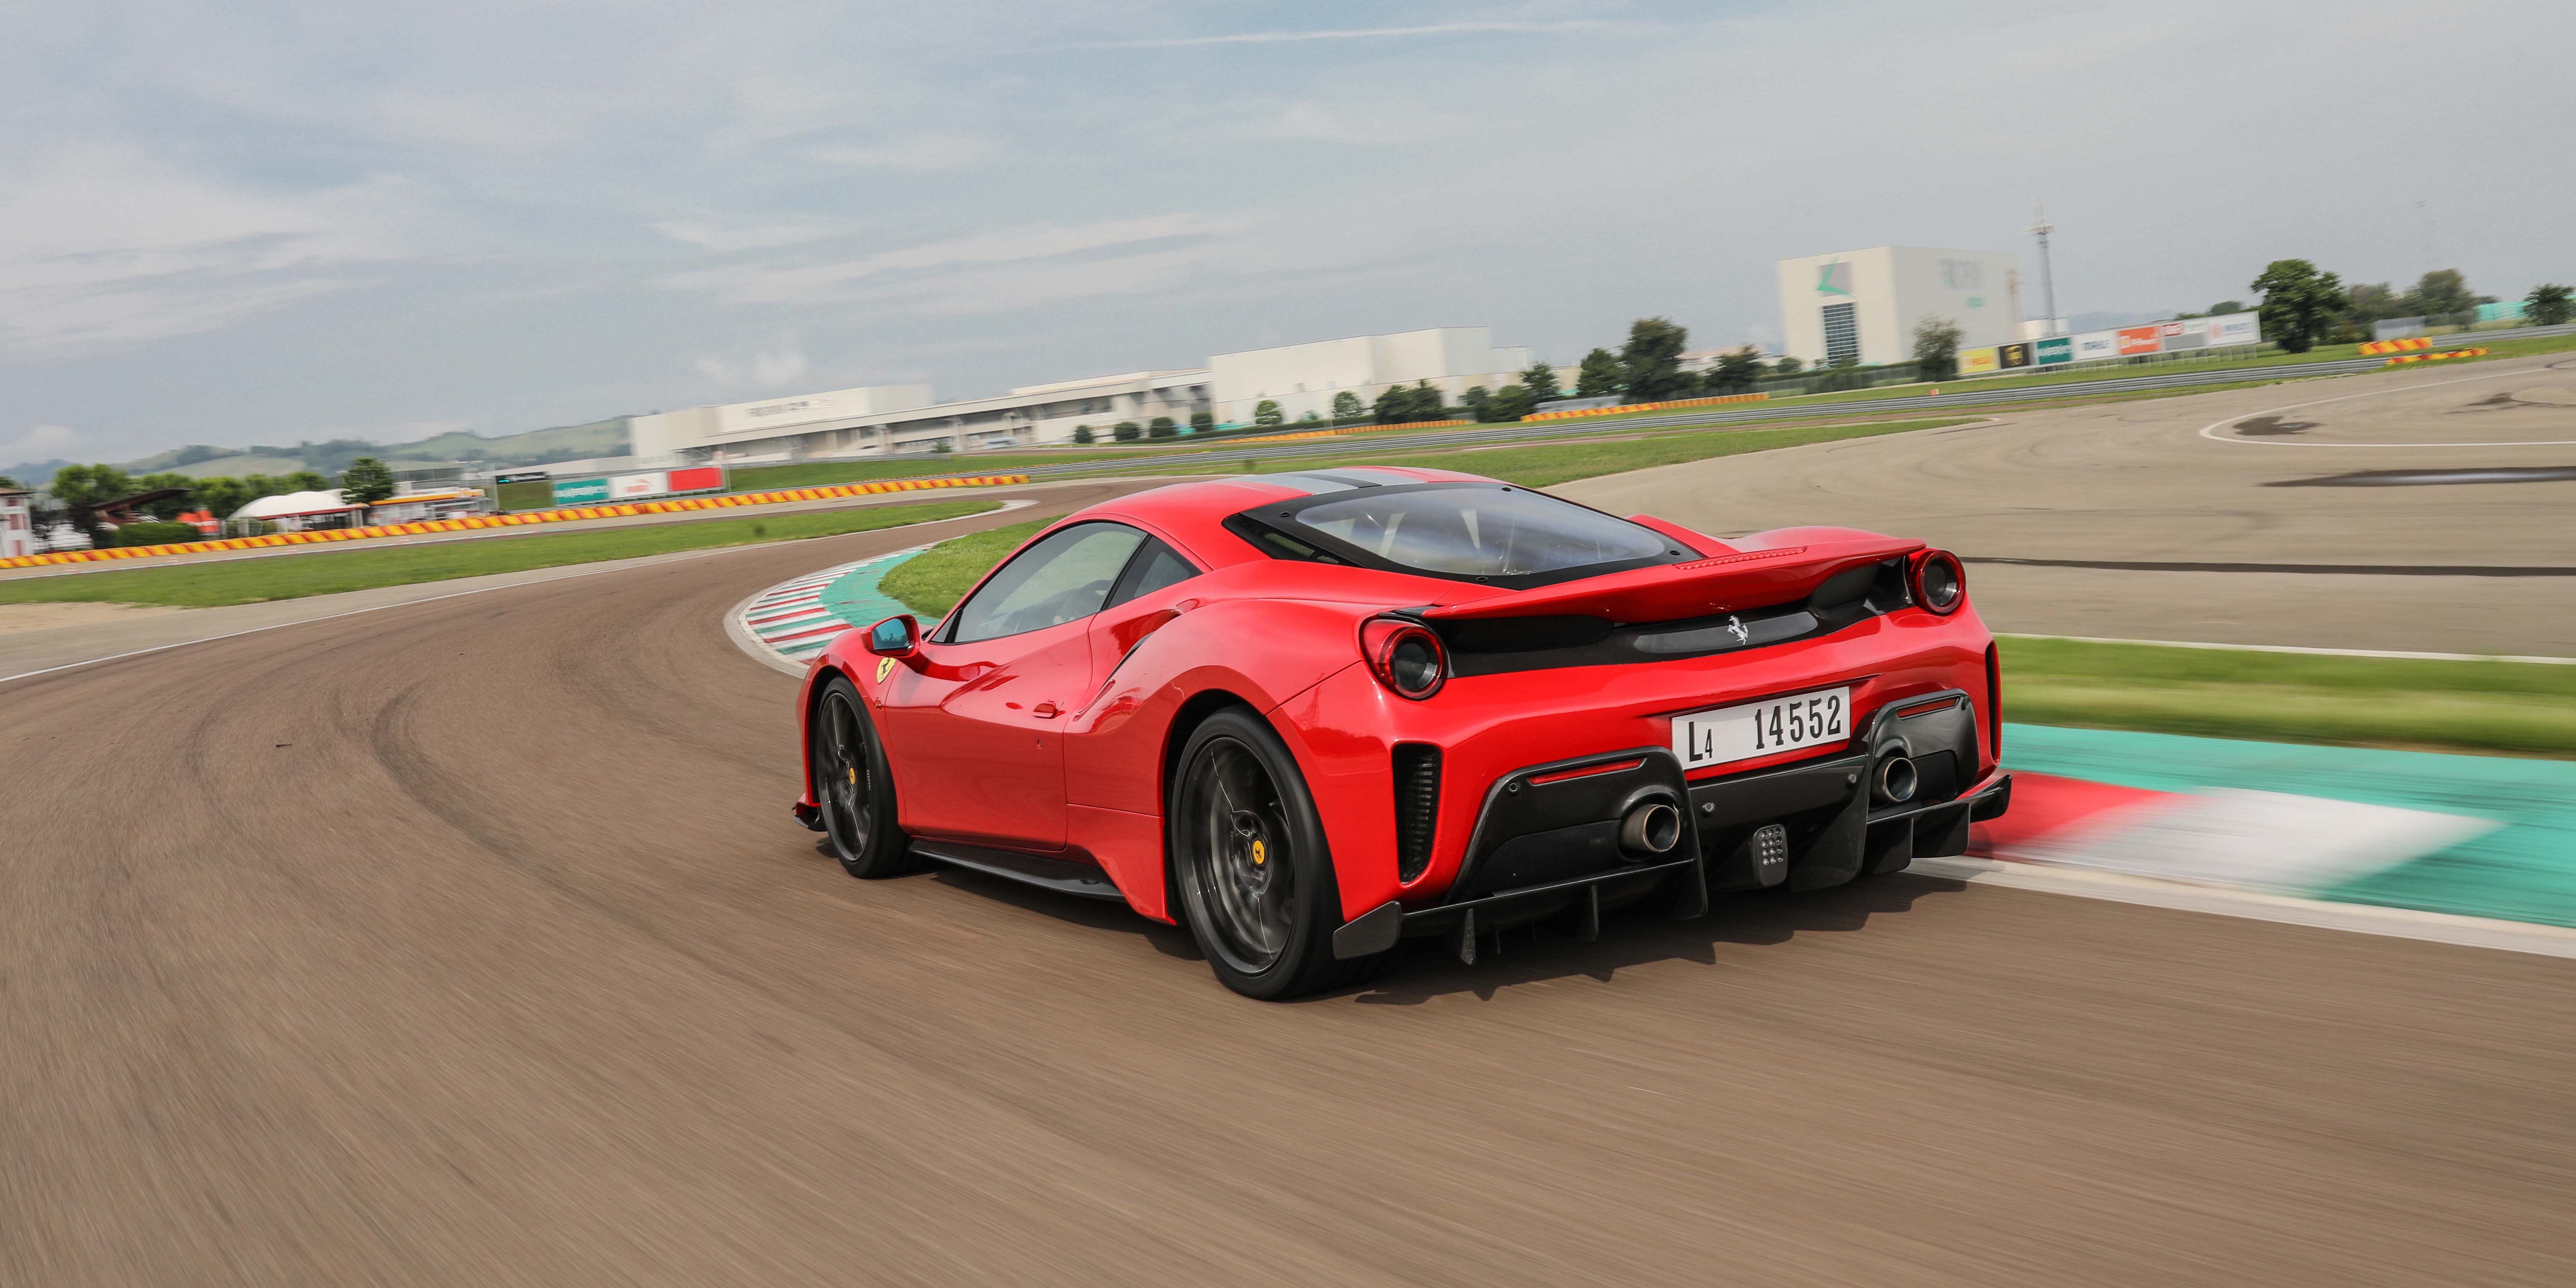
top-left (1168, 708), bottom-right (1383, 1000)
top-left (812, 675), bottom-right (915, 878)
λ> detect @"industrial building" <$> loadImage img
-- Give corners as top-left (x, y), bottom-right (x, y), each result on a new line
top-left (1776, 246), bottom-right (2028, 367)
top-left (626, 327), bottom-right (1533, 462)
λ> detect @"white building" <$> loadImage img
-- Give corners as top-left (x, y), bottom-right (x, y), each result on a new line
top-left (1776, 246), bottom-right (2026, 367)
top-left (0, 486), bottom-right (33, 559)
top-left (630, 371), bottom-right (1209, 461)
top-left (1208, 327), bottom-right (1532, 425)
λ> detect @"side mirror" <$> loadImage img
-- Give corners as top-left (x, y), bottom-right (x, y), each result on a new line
top-left (864, 614), bottom-right (920, 658)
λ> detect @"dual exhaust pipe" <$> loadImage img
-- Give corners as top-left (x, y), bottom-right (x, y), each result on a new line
top-left (1615, 749), bottom-right (1913, 858)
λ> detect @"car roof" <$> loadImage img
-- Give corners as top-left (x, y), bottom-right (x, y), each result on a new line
top-left (1079, 467), bottom-right (1496, 565)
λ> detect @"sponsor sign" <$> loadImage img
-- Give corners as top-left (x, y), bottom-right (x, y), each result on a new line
top-left (555, 466), bottom-right (729, 505)
top-left (610, 472), bottom-right (668, 500)
top-left (667, 466), bottom-right (724, 493)
top-left (552, 477), bottom-right (612, 505)
top-left (717, 391), bottom-right (841, 436)
top-left (2206, 311), bottom-right (2261, 345)
top-left (1997, 342), bottom-right (2033, 370)
top-left (2117, 326), bottom-right (2162, 355)
top-left (494, 470), bottom-right (550, 485)
top-left (1957, 346), bottom-right (2000, 375)
top-left (2074, 330), bottom-right (2119, 361)
top-left (2160, 320), bottom-right (2206, 351)
top-left (2034, 336), bottom-right (2075, 365)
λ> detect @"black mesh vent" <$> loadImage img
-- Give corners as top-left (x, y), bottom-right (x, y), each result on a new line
top-left (1393, 744), bottom-right (1442, 882)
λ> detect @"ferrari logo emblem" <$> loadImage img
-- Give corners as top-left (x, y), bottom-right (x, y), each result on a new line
top-left (1727, 615), bottom-right (1750, 646)
top-left (875, 657), bottom-right (895, 682)
top-left (1251, 840), bottom-right (1266, 866)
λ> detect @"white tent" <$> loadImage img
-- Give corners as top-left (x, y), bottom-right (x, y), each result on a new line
top-left (228, 490), bottom-right (355, 522)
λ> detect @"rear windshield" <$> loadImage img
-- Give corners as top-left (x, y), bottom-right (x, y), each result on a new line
top-left (1262, 484), bottom-right (1672, 580)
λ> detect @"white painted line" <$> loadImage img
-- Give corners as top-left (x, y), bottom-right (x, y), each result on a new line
top-left (2195, 363), bottom-right (2576, 447)
top-left (1910, 855), bottom-right (2576, 961)
top-left (1998, 632), bottom-right (2576, 665)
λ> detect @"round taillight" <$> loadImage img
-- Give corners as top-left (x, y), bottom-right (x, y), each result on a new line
top-left (1361, 618), bottom-right (1447, 699)
top-left (1911, 550), bottom-right (1965, 615)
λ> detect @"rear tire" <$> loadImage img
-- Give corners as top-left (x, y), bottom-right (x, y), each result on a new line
top-left (1168, 708), bottom-right (1385, 1000)
top-left (812, 676), bottom-right (916, 878)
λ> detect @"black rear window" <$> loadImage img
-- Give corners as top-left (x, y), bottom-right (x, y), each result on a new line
top-left (1229, 482), bottom-right (1686, 588)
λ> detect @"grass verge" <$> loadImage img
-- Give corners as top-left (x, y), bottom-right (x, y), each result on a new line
top-left (1221, 416), bottom-right (1976, 488)
top-left (2002, 635), bottom-right (2576, 759)
top-left (878, 518), bottom-right (1048, 618)
top-left (0, 499), bottom-right (1002, 609)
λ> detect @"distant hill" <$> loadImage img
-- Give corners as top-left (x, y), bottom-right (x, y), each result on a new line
top-left (6, 417), bottom-right (634, 488)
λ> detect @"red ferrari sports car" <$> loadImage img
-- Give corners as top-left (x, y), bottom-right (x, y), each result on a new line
top-left (794, 467), bottom-right (2008, 999)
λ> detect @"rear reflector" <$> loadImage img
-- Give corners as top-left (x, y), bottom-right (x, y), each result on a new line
top-left (1525, 757), bottom-right (1645, 787)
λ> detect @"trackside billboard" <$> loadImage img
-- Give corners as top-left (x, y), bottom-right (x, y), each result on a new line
top-left (552, 466), bottom-right (725, 506)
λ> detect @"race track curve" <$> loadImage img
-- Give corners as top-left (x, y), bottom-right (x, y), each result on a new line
top-left (6, 482), bottom-right (2575, 1286)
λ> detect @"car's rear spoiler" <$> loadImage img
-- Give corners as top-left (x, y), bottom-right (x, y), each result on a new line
top-left (1420, 532), bottom-right (1924, 626)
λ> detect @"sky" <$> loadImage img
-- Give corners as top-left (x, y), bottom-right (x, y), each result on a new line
top-left (4, 0), bottom-right (2571, 468)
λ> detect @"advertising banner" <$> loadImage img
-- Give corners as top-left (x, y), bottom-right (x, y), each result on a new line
top-left (2033, 337), bottom-right (2075, 366)
top-left (2118, 326), bottom-right (2162, 356)
top-left (1997, 342), bottom-right (2033, 370)
top-left (717, 392), bottom-right (840, 436)
top-left (2206, 312), bottom-right (2261, 345)
top-left (493, 470), bottom-right (549, 485)
top-left (1957, 346), bottom-right (2000, 375)
top-left (610, 472), bottom-right (668, 500)
top-left (2160, 320), bottom-right (2206, 351)
top-left (552, 466), bottom-right (730, 505)
top-left (667, 466), bottom-right (724, 493)
top-left (2074, 330), bottom-right (2119, 361)
top-left (551, 477), bottom-right (612, 505)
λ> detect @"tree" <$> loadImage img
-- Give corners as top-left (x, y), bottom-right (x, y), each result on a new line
top-left (1331, 391), bottom-right (1364, 422)
top-left (930, 440), bottom-right (951, 454)
top-left (340, 456), bottom-right (398, 505)
top-left (1371, 386), bottom-right (1407, 424)
top-left (2528, 283), bottom-right (2574, 327)
top-left (45, 464), bottom-right (137, 509)
top-left (1147, 416), bottom-right (1178, 439)
top-left (286, 471), bottom-right (329, 491)
top-left (1911, 316), bottom-right (1964, 382)
top-left (192, 476), bottom-right (258, 519)
top-left (0, 475), bottom-right (19, 490)
top-left (1408, 381), bottom-right (1447, 421)
top-left (1485, 384), bottom-right (1534, 422)
top-left (1072, 424), bottom-right (1096, 444)
top-left (1710, 345), bottom-right (1767, 393)
top-left (1252, 399), bottom-right (1284, 427)
top-left (2344, 281), bottom-right (2401, 321)
top-left (2250, 259), bottom-right (2346, 354)
top-left (1520, 362), bottom-right (1561, 404)
top-left (2402, 269), bottom-right (2479, 319)
top-left (1112, 421), bottom-right (1142, 442)
top-left (1574, 347), bottom-right (1623, 399)
top-left (1297, 411), bottom-right (1323, 424)
top-left (1460, 386), bottom-right (1493, 422)
top-left (1618, 317), bottom-right (1691, 402)
top-left (1773, 356), bottom-right (1804, 375)
top-left (1189, 410), bottom-right (1215, 434)
top-left (2205, 299), bottom-right (2248, 316)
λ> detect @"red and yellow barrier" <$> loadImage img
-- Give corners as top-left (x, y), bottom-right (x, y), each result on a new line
top-left (0, 473), bottom-right (1032, 570)
top-left (1230, 419), bottom-right (1468, 444)
top-left (2358, 337), bottom-right (2435, 356)
top-left (2385, 347), bottom-right (2489, 366)
top-left (1524, 391), bottom-right (1768, 423)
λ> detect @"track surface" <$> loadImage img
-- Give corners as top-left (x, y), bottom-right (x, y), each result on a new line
top-left (8, 481), bottom-right (2575, 1285)
top-left (1564, 354), bottom-right (2576, 654)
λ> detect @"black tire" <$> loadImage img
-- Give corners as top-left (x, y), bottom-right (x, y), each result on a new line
top-left (1168, 708), bottom-right (1385, 1000)
top-left (812, 675), bottom-right (916, 879)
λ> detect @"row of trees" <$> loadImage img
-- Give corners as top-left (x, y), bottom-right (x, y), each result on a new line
top-left (2252, 262), bottom-right (2572, 353)
top-left (1071, 413), bottom-right (1217, 443)
top-left (18, 459), bottom-right (401, 539)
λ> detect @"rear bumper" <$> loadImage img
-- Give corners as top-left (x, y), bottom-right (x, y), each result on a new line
top-left (1330, 723), bottom-right (2012, 961)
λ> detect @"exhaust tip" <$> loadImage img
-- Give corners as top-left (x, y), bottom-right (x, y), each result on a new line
top-left (1875, 753), bottom-right (1919, 805)
top-left (1620, 801), bottom-right (1682, 854)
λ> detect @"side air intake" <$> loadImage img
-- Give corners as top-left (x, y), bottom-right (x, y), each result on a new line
top-left (1393, 744), bottom-right (1442, 882)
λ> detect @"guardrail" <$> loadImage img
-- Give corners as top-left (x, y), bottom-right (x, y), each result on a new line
top-left (0, 474), bottom-right (1030, 570)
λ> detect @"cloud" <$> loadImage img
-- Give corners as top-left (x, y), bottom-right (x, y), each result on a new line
top-left (3, 424), bottom-right (81, 461)
top-left (695, 340), bottom-right (810, 389)
top-left (651, 218), bottom-right (856, 252)
top-left (660, 214), bottom-right (1240, 306)
top-left (1068, 21), bottom-right (1616, 50)
top-left (801, 133), bottom-right (1000, 171)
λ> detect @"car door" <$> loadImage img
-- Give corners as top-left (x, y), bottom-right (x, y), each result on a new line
top-left (879, 522), bottom-right (1148, 849)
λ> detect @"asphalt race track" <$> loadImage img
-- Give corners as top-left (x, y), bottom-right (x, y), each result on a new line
top-left (1564, 353), bottom-right (2576, 654)
top-left (8, 474), bottom-right (2576, 1285)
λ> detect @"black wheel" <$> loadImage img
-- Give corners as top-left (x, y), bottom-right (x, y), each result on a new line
top-left (1168, 708), bottom-right (1383, 1000)
top-left (812, 676), bottom-right (915, 878)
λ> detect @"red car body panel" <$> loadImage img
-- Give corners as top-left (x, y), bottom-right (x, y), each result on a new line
top-left (794, 468), bottom-right (2001, 932)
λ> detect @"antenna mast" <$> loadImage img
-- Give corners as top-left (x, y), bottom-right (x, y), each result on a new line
top-left (2027, 202), bottom-right (2060, 337)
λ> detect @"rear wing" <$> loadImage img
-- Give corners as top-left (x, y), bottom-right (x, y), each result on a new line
top-left (1421, 533), bottom-right (1924, 626)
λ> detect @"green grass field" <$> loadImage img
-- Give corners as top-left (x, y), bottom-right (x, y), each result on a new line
top-left (878, 518), bottom-right (1050, 618)
top-left (0, 499), bottom-right (1001, 609)
top-left (2000, 636), bottom-right (2576, 758)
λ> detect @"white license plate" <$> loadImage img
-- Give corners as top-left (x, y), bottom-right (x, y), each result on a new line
top-left (1672, 687), bottom-right (1852, 770)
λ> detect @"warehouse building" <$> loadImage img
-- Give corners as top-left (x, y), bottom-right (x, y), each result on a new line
top-left (628, 325), bottom-right (1535, 461)
top-left (1776, 246), bottom-right (2027, 367)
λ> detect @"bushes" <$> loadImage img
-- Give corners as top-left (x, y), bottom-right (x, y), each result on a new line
top-left (1189, 411), bottom-right (1214, 434)
top-left (104, 521), bottom-right (202, 547)
top-left (1148, 416), bottom-right (1178, 439)
top-left (1072, 424), bottom-right (1096, 444)
top-left (1112, 421), bottom-right (1142, 442)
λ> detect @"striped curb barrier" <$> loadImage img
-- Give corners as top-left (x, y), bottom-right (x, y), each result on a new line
top-left (1228, 419), bottom-right (1469, 445)
top-left (738, 547), bottom-right (931, 668)
top-left (0, 473), bottom-right (1030, 571)
top-left (2386, 347), bottom-right (2490, 365)
top-left (2359, 336), bottom-right (2437, 355)
top-left (1977, 724), bottom-right (2576, 929)
top-left (1525, 392), bottom-right (1769, 423)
